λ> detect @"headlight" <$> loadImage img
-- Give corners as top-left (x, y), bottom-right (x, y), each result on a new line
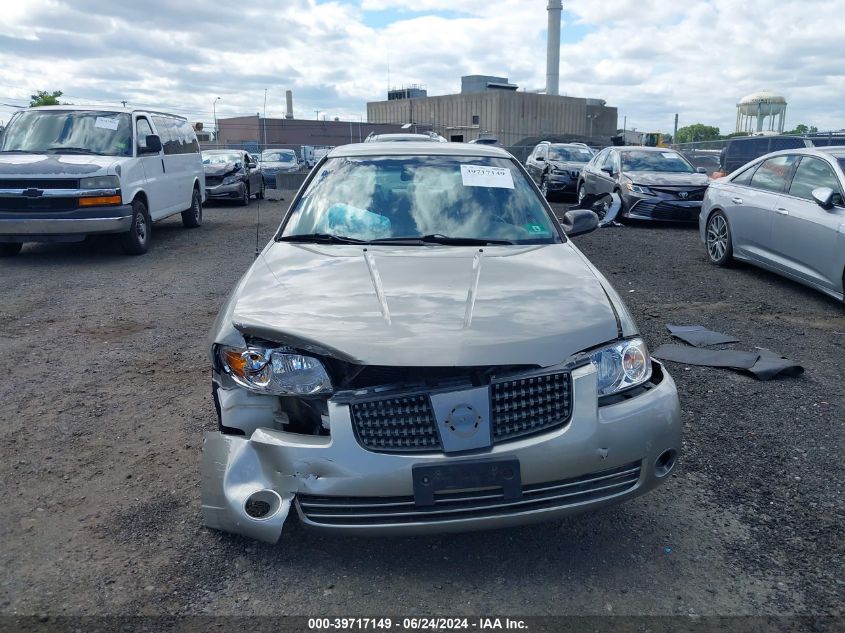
top-left (550, 165), bottom-right (564, 174)
top-left (589, 338), bottom-right (652, 396)
top-left (222, 173), bottom-right (242, 185)
top-left (217, 345), bottom-right (333, 395)
top-left (625, 182), bottom-right (654, 195)
top-left (80, 175), bottom-right (119, 190)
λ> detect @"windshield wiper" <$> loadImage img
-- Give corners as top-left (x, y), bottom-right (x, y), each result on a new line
top-left (371, 234), bottom-right (514, 246)
top-left (278, 233), bottom-right (368, 244)
top-left (45, 147), bottom-right (105, 155)
top-left (0, 149), bottom-right (45, 154)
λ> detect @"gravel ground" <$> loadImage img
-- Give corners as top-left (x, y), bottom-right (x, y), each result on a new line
top-left (0, 193), bottom-right (842, 623)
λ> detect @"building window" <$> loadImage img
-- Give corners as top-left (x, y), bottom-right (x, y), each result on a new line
top-left (471, 115), bottom-right (480, 126)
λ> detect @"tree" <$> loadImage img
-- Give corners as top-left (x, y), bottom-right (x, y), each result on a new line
top-left (675, 123), bottom-right (721, 144)
top-left (29, 90), bottom-right (65, 106)
top-left (785, 123), bottom-right (818, 135)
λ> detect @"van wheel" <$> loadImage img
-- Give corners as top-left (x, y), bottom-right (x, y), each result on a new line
top-left (181, 188), bottom-right (202, 228)
top-left (121, 199), bottom-right (151, 255)
top-left (240, 184), bottom-right (250, 206)
top-left (706, 211), bottom-right (733, 266)
top-left (0, 242), bottom-right (23, 257)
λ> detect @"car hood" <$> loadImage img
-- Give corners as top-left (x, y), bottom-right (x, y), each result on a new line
top-left (227, 242), bottom-right (621, 367)
top-left (260, 161), bottom-right (296, 169)
top-left (623, 171), bottom-right (709, 186)
top-left (204, 162), bottom-right (237, 177)
top-left (0, 153), bottom-right (119, 177)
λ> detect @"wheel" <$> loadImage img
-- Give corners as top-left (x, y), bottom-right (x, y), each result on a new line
top-left (0, 242), bottom-right (22, 257)
top-left (577, 181), bottom-right (592, 207)
top-left (540, 177), bottom-right (550, 200)
top-left (240, 183), bottom-right (250, 206)
top-left (181, 188), bottom-right (202, 228)
top-left (121, 199), bottom-right (151, 255)
top-left (705, 211), bottom-right (734, 266)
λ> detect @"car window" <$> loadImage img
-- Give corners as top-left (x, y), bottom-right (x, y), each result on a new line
top-left (788, 157), bottom-right (844, 206)
top-left (731, 163), bottom-right (757, 186)
top-left (281, 155), bottom-right (559, 244)
top-left (620, 150), bottom-right (694, 173)
top-left (601, 151), bottom-right (616, 171)
top-left (748, 155), bottom-right (797, 193)
top-left (136, 118), bottom-right (154, 152)
top-left (590, 149), bottom-right (608, 167)
top-left (548, 146), bottom-right (592, 163)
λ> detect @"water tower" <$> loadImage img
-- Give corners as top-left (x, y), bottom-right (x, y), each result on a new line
top-left (736, 90), bottom-right (787, 134)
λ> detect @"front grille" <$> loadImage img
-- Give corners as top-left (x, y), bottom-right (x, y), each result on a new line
top-left (350, 394), bottom-right (441, 452)
top-left (0, 197), bottom-right (78, 212)
top-left (650, 186), bottom-right (706, 201)
top-left (205, 176), bottom-right (224, 186)
top-left (491, 372), bottom-right (572, 441)
top-left (0, 178), bottom-right (80, 189)
top-left (298, 461), bottom-right (641, 526)
top-left (630, 200), bottom-right (699, 221)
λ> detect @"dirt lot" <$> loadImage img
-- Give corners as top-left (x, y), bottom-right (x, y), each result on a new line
top-left (1, 194), bottom-right (842, 623)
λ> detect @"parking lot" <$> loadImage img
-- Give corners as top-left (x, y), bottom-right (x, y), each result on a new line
top-left (0, 194), bottom-right (842, 619)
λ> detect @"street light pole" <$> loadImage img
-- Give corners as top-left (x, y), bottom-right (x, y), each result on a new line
top-left (262, 89), bottom-right (268, 150)
top-left (213, 96), bottom-right (221, 145)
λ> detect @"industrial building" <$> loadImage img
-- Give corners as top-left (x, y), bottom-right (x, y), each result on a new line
top-left (366, 1), bottom-right (616, 147)
top-left (216, 116), bottom-right (408, 148)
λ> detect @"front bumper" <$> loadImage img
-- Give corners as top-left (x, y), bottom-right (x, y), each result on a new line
top-left (623, 194), bottom-right (702, 222)
top-left (0, 204), bottom-right (133, 239)
top-left (545, 171), bottom-right (578, 192)
top-left (201, 361), bottom-right (682, 543)
top-left (206, 182), bottom-right (244, 199)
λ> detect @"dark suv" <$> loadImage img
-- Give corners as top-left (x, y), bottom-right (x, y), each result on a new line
top-left (525, 142), bottom-right (594, 200)
top-left (718, 136), bottom-right (811, 176)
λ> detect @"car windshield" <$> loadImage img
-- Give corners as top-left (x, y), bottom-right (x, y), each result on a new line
top-left (549, 146), bottom-right (592, 163)
top-left (621, 150), bottom-right (695, 173)
top-left (280, 155), bottom-right (559, 245)
top-left (0, 110), bottom-right (132, 156)
top-left (837, 158), bottom-right (845, 172)
top-left (262, 151), bottom-right (296, 163)
top-left (203, 153), bottom-right (240, 165)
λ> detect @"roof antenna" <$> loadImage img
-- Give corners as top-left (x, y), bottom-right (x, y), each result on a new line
top-left (254, 169), bottom-right (262, 258)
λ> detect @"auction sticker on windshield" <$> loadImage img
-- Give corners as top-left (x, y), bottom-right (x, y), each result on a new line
top-left (460, 165), bottom-right (514, 189)
top-left (94, 116), bottom-right (120, 130)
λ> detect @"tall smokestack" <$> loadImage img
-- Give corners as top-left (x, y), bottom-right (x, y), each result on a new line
top-left (285, 90), bottom-right (294, 119)
top-left (546, 0), bottom-right (562, 96)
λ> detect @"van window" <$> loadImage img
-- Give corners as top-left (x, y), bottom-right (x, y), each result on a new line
top-left (136, 118), bottom-right (154, 152)
top-left (0, 109), bottom-right (132, 157)
top-left (749, 155), bottom-right (797, 193)
top-left (152, 116), bottom-right (189, 155)
top-left (177, 120), bottom-right (199, 153)
top-left (769, 137), bottom-right (806, 152)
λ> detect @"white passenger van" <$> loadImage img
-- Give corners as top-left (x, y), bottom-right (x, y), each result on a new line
top-left (0, 106), bottom-right (206, 256)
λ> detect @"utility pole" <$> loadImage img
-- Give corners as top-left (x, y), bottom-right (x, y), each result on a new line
top-left (673, 113), bottom-right (679, 142)
top-left (213, 96), bottom-right (221, 144)
top-left (121, 100), bottom-right (127, 108)
top-left (262, 89), bottom-right (268, 150)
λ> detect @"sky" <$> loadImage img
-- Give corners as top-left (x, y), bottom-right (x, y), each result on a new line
top-left (0, 0), bottom-right (843, 137)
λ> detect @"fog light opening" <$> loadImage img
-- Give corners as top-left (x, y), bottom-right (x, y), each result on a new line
top-left (244, 489), bottom-right (283, 520)
top-left (654, 450), bottom-right (677, 478)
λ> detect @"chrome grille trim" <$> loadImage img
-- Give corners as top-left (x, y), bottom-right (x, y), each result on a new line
top-left (298, 462), bottom-right (641, 526)
top-left (349, 394), bottom-right (441, 452)
top-left (490, 371), bottom-right (572, 441)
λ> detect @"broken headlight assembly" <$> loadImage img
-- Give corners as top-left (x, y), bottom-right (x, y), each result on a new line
top-left (217, 345), bottom-right (333, 395)
top-left (624, 182), bottom-right (654, 196)
top-left (589, 338), bottom-right (652, 396)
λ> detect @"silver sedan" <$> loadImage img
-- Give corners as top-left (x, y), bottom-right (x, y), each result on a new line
top-left (700, 147), bottom-right (845, 301)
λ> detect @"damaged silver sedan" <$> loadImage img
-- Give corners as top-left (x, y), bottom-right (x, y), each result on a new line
top-left (202, 142), bottom-right (682, 543)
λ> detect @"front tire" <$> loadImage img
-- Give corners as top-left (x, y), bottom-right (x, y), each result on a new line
top-left (705, 210), bottom-right (734, 266)
top-left (181, 188), bottom-right (202, 228)
top-left (239, 183), bottom-right (250, 206)
top-left (121, 199), bottom-right (151, 255)
top-left (0, 242), bottom-right (23, 257)
top-left (577, 181), bottom-right (593, 207)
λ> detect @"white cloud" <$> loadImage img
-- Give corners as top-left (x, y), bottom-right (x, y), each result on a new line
top-left (0, 0), bottom-right (842, 136)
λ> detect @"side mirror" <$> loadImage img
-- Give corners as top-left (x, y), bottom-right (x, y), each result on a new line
top-left (696, 167), bottom-right (708, 174)
top-left (601, 166), bottom-right (614, 176)
top-left (247, 162), bottom-right (257, 169)
top-left (561, 208), bottom-right (599, 237)
top-left (142, 134), bottom-right (162, 154)
top-left (535, 156), bottom-right (545, 162)
top-left (811, 186), bottom-right (834, 209)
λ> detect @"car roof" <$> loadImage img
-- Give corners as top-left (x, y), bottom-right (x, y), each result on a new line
top-left (329, 142), bottom-right (511, 158)
top-left (817, 146), bottom-right (845, 157)
top-left (24, 105), bottom-right (187, 120)
top-left (203, 149), bottom-right (243, 153)
top-left (612, 146), bottom-right (680, 152)
top-left (368, 133), bottom-right (438, 141)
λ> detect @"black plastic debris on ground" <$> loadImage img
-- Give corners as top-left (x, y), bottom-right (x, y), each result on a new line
top-left (653, 344), bottom-right (804, 381)
top-left (666, 324), bottom-right (740, 347)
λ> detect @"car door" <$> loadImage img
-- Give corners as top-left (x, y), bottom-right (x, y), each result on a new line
top-left (135, 115), bottom-right (168, 218)
top-left (582, 148), bottom-right (608, 196)
top-left (525, 145), bottom-right (545, 183)
top-left (725, 154), bottom-right (797, 264)
top-left (770, 155), bottom-right (845, 292)
top-left (593, 149), bottom-right (617, 196)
